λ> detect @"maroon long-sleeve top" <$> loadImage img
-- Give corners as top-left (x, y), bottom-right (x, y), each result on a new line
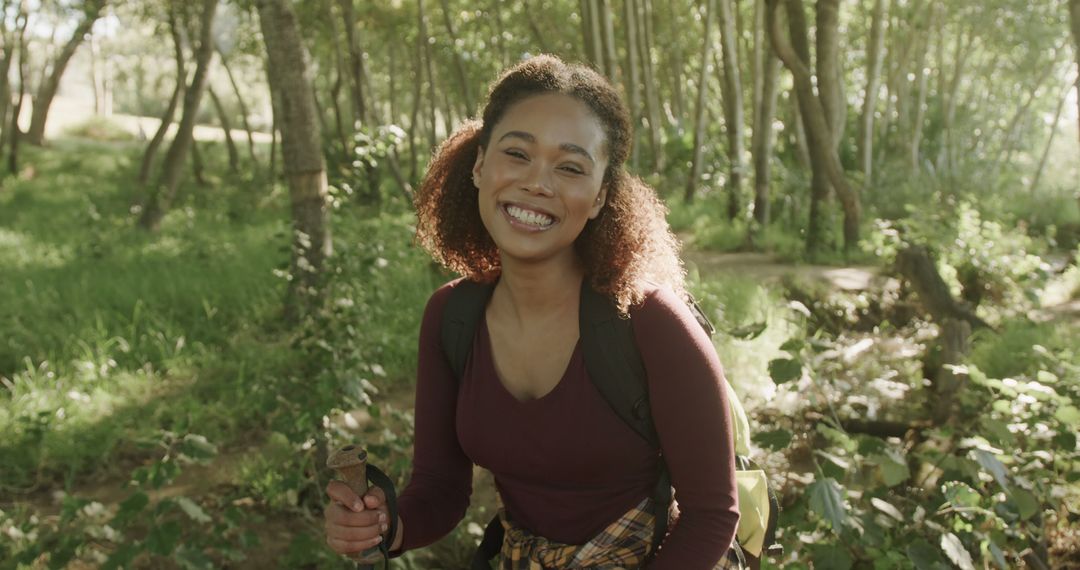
top-left (396, 279), bottom-right (739, 568)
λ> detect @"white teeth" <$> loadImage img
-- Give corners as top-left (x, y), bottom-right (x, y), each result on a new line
top-left (506, 205), bottom-right (554, 228)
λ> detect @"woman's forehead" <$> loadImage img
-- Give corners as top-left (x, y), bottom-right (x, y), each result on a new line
top-left (491, 94), bottom-right (608, 156)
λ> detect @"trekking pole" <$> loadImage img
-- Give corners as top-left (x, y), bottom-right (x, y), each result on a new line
top-left (327, 445), bottom-right (386, 569)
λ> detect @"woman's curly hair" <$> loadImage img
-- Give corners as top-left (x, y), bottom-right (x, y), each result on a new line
top-left (413, 54), bottom-right (686, 313)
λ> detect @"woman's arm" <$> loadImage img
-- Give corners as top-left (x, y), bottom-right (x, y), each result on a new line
top-left (389, 281), bottom-right (476, 552)
top-left (632, 287), bottom-right (740, 569)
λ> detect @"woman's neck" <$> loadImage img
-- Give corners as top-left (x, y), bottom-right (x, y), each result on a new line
top-left (493, 254), bottom-right (585, 327)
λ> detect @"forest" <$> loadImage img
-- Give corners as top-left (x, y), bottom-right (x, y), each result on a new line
top-left (1, 0), bottom-right (1079, 568)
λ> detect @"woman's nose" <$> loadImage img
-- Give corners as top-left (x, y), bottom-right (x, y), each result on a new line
top-left (519, 165), bottom-right (554, 196)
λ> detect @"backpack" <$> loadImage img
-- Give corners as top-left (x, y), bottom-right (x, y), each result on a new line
top-left (441, 279), bottom-right (782, 567)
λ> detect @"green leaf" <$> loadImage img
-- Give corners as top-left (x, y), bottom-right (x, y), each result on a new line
top-left (1052, 429), bottom-right (1076, 451)
top-left (973, 449), bottom-right (1010, 489)
top-left (102, 543), bottom-right (139, 570)
top-left (943, 481), bottom-right (981, 509)
top-left (870, 497), bottom-right (904, 522)
top-left (1008, 487), bottom-right (1039, 521)
top-left (808, 544), bottom-right (853, 570)
top-left (870, 451), bottom-right (911, 487)
top-left (112, 491), bottom-right (149, 527)
top-left (779, 338), bottom-right (805, 352)
top-left (907, 538), bottom-right (950, 570)
top-left (727, 321), bottom-right (768, 340)
top-left (808, 477), bottom-right (848, 531)
top-left (176, 497), bottom-right (212, 524)
top-left (981, 419), bottom-right (1016, 446)
top-left (1055, 405), bottom-right (1080, 427)
top-left (752, 428), bottom-right (793, 451)
top-left (940, 532), bottom-right (975, 570)
top-left (146, 520), bottom-right (182, 556)
top-left (179, 433), bottom-right (218, 460)
top-left (817, 424), bottom-right (857, 453)
top-left (175, 545), bottom-right (215, 570)
top-left (768, 358), bottom-right (802, 384)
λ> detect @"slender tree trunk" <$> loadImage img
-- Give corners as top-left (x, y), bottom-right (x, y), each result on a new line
top-left (190, 137), bottom-right (207, 186)
top-left (790, 89), bottom-right (811, 170)
top-left (637, 0), bottom-right (663, 170)
top-left (490, 0), bottom-right (508, 68)
top-left (217, 46), bottom-right (259, 167)
top-left (255, 0), bottom-right (332, 322)
top-left (27, 0), bottom-right (107, 145)
top-left (816, 0), bottom-right (845, 148)
top-left (623, 0), bottom-right (641, 170)
top-left (439, 0), bottom-right (475, 116)
top-left (998, 41), bottom-right (1065, 166)
top-left (936, 31), bottom-right (973, 174)
top-left (769, 0), bottom-right (861, 253)
top-left (909, 4), bottom-right (934, 174)
top-left (859, 0), bottom-right (887, 183)
top-left (1070, 0), bottom-right (1080, 148)
top-left (408, 37), bottom-right (423, 183)
top-left (684, 0), bottom-right (715, 204)
top-left (599, 0), bottom-right (619, 80)
top-left (207, 85), bottom-right (239, 173)
top-left (8, 9), bottom-right (28, 175)
top-left (1029, 80), bottom-right (1072, 194)
top-left (522, 0), bottom-right (551, 54)
top-left (717, 0), bottom-right (744, 220)
top-left (418, 0), bottom-right (438, 150)
top-left (138, 0), bottom-right (218, 231)
top-left (338, 0), bottom-right (369, 127)
top-left (137, 8), bottom-right (186, 187)
top-left (751, 0), bottom-right (780, 227)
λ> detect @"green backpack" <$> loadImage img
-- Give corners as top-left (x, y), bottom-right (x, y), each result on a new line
top-left (441, 279), bottom-right (781, 567)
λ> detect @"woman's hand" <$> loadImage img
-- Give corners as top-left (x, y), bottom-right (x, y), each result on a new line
top-left (324, 481), bottom-right (403, 555)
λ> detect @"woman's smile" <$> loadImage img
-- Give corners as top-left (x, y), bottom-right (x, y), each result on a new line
top-left (501, 202), bottom-right (558, 231)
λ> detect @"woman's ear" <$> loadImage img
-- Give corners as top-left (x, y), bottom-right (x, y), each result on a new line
top-left (472, 146), bottom-right (485, 186)
top-left (589, 185), bottom-right (608, 219)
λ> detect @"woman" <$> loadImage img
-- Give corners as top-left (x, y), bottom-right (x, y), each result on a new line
top-left (325, 55), bottom-right (742, 569)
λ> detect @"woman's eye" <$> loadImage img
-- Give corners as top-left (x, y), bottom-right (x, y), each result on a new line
top-left (504, 149), bottom-right (527, 160)
top-left (560, 165), bottom-right (585, 175)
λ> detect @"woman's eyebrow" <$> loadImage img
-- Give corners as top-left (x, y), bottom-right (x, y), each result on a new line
top-left (497, 130), bottom-right (595, 165)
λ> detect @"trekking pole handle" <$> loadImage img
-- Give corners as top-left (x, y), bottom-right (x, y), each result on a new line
top-left (327, 445), bottom-right (384, 566)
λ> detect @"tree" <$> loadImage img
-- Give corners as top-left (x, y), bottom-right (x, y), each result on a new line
top-left (136, 4), bottom-right (186, 186)
top-left (255, 0), bottom-right (332, 321)
top-left (750, 0), bottom-right (780, 227)
top-left (716, 0), bottom-right (745, 220)
top-left (27, 0), bottom-right (108, 146)
top-left (684, 0), bottom-right (715, 204)
top-left (767, 0), bottom-right (861, 253)
top-left (1068, 0), bottom-right (1079, 147)
top-left (858, 0), bottom-right (887, 183)
top-left (138, 0), bottom-right (218, 230)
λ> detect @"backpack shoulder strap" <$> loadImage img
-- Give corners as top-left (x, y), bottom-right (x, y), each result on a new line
top-left (578, 281), bottom-right (659, 448)
top-left (441, 280), bottom-right (495, 381)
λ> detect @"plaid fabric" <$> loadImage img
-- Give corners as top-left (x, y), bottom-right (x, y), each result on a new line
top-left (498, 498), bottom-right (746, 570)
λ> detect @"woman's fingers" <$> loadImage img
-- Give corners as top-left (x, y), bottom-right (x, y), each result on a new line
top-left (325, 501), bottom-right (385, 527)
top-left (326, 534), bottom-right (383, 554)
top-left (326, 480), bottom-right (364, 512)
top-left (362, 485), bottom-right (386, 510)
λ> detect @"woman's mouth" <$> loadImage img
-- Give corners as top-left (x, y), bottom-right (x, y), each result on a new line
top-left (502, 203), bottom-right (556, 230)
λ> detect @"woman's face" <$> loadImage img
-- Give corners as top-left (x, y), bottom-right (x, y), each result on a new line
top-left (472, 93), bottom-right (609, 267)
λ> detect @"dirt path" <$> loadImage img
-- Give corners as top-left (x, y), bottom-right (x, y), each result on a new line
top-left (682, 250), bottom-right (881, 291)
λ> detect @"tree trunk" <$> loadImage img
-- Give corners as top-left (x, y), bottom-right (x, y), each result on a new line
top-left (815, 0), bottom-right (845, 148)
top-left (1028, 81), bottom-right (1072, 194)
top-left (858, 0), bottom-right (887, 183)
top-left (521, 0), bottom-right (551, 53)
top-left (190, 138), bottom-right (207, 186)
top-left (255, 0), bottom-right (332, 322)
top-left (769, 0), bottom-right (861, 253)
top-left (789, 89), bottom-right (811, 170)
top-left (439, 0), bottom-right (475, 116)
top-left (623, 0), bottom-right (641, 170)
top-left (418, 0), bottom-right (438, 151)
top-left (1070, 0), bottom-right (1080, 148)
top-left (684, 0), bottom-right (715, 204)
top-left (136, 7), bottom-right (185, 187)
top-left (408, 37), bottom-right (423, 183)
top-left (599, 0), bottom-right (619, 80)
top-left (207, 85), bottom-right (239, 173)
top-left (138, 0), bottom-right (218, 231)
top-left (27, 0), bottom-right (106, 145)
top-left (637, 0), bottom-right (663, 170)
top-left (337, 0), bottom-right (369, 127)
top-left (8, 9), bottom-right (28, 175)
top-left (936, 31), bottom-right (973, 174)
top-left (217, 45), bottom-right (259, 167)
top-left (751, 0), bottom-right (780, 227)
top-left (908, 4), bottom-right (934, 174)
top-left (717, 0), bottom-right (744, 220)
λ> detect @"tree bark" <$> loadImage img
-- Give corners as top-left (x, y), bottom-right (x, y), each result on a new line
top-left (7, 8), bottom-right (28, 175)
top-left (815, 0), bottom-right (845, 148)
top-left (136, 7), bottom-right (186, 187)
top-left (936, 30), bottom-right (974, 174)
top-left (207, 85), bottom-right (239, 173)
top-left (418, 0), bottom-right (438, 151)
top-left (623, 0), bottom-right (641, 170)
top-left (637, 0), bottom-right (663, 170)
top-left (255, 0), bottom-right (332, 322)
top-left (684, 0), bottom-right (716, 204)
top-left (751, 0), bottom-right (780, 227)
top-left (439, 0), bottom-right (475, 116)
top-left (27, 0), bottom-right (107, 145)
top-left (599, 0), bottom-right (619, 80)
top-left (908, 4), bottom-right (934, 174)
top-left (1070, 0), bottom-right (1080, 148)
top-left (717, 0), bottom-right (744, 220)
top-left (138, 0), bottom-right (218, 230)
top-left (337, 0), bottom-right (370, 127)
top-left (768, 0), bottom-right (861, 253)
top-left (858, 0), bottom-right (887, 183)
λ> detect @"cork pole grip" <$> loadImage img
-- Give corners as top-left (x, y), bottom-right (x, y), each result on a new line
top-left (327, 445), bottom-right (383, 565)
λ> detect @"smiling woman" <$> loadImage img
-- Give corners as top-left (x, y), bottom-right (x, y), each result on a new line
top-left (324, 55), bottom-right (746, 570)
